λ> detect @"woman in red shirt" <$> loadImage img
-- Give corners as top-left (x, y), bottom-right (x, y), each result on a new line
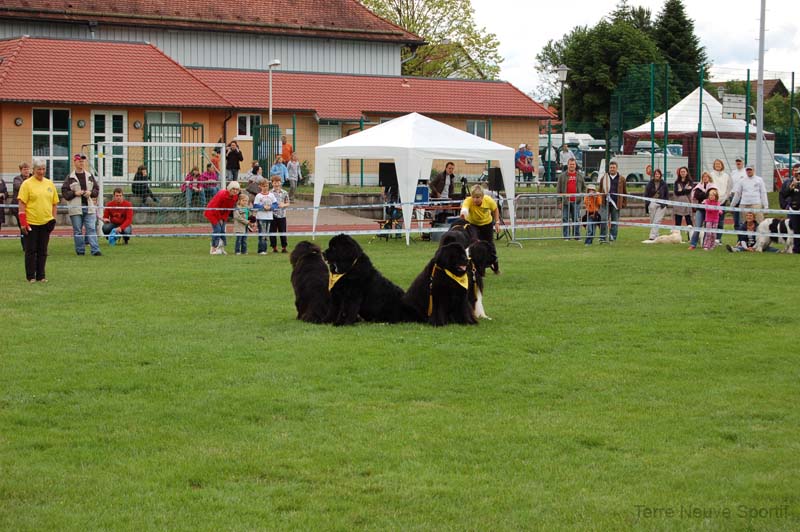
top-left (204, 181), bottom-right (241, 255)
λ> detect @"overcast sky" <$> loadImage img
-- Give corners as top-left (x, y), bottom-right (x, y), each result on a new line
top-left (470, 0), bottom-right (799, 97)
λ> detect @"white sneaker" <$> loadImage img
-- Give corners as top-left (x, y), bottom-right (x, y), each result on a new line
top-left (235, 252), bottom-right (241, 255)
top-left (258, 251), bottom-right (267, 255)
top-left (210, 247), bottom-right (216, 255)
top-left (212, 248), bottom-right (224, 255)
top-left (219, 247), bottom-right (227, 255)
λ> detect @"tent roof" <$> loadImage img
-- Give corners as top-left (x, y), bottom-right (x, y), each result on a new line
top-left (625, 88), bottom-right (770, 135)
top-left (316, 112), bottom-right (514, 157)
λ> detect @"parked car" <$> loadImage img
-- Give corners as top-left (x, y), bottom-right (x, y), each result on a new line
top-left (666, 144), bottom-right (683, 157)
top-left (634, 140), bottom-right (660, 154)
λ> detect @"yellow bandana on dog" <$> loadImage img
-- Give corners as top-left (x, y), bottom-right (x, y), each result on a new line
top-left (329, 272), bottom-right (345, 290)
top-left (427, 264), bottom-right (470, 316)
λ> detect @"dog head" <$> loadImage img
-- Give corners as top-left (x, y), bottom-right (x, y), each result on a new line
top-left (466, 240), bottom-right (494, 277)
top-left (290, 240), bottom-right (322, 268)
top-left (323, 234), bottom-right (363, 274)
top-left (435, 242), bottom-right (469, 276)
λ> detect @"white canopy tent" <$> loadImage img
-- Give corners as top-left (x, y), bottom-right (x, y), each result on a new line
top-left (313, 113), bottom-right (516, 244)
top-left (624, 88), bottom-right (775, 184)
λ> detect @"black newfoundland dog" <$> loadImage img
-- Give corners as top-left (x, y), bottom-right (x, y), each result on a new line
top-left (289, 241), bottom-right (331, 323)
top-left (439, 220), bottom-right (495, 319)
top-left (404, 242), bottom-right (477, 326)
top-left (323, 234), bottom-right (415, 326)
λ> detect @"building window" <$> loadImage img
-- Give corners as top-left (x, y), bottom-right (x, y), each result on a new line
top-left (32, 109), bottom-right (70, 179)
top-left (466, 120), bottom-right (487, 139)
top-left (237, 114), bottom-right (262, 137)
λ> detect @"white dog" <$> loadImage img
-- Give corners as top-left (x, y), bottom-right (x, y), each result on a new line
top-left (642, 229), bottom-right (685, 244)
top-left (755, 218), bottom-right (794, 253)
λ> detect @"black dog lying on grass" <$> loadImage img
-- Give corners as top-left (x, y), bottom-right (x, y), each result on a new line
top-left (289, 241), bottom-right (331, 323)
top-left (323, 234), bottom-right (416, 326)
top-left (403, 242), bottom-right (477, 326)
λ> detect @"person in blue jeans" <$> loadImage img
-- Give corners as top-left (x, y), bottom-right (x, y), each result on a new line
top-left (688, 171), bottom-right (716, 250)
top-left (61, 153), bottom-right (102, 256)
top-left (557, 157), bottom-right (585, 239)
top-left (597, 161), bottom-right (627, 243)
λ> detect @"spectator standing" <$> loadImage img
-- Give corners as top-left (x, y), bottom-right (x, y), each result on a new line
top-left (688, 172), bottom-right (716, 250)
top-left (225, 141), bottom-right (243, 181)
top-left (557, 157), bottom-right (585, 239)
top-left (673, 166), bottom-right (694, 229)
top-left (583, 183), bottom-right (602, 246)
top-left (244, 163), bottom-right (264, 200)
top-left (597, 161), bottom-right (627, 243)
top-left (286, 153), bottom-right (302, 198)
top-left (460, 184), bottom-right (501, 274)
top-left (281, 135), bottom-right (293, 164)
top-left (269, 174), bottom-right (290, 253)
top-left (17, 159), bottom-right (59, 282)
top-left (709, 159), bottom-right (732, 243)
top-left (232, 192), bottom-right (255, 255)
top-left (729, 157), bottom-right (747, 228)
top-left (253, 180), bottom-right (273, 255)
top-left (62, 153), bottom-right (102, 256)
top-left (11, 162), bottom-right (32, 249)
top-left (131, 165), bottom-right (158, 205)
top-left (702, 189), bottom-right (721, 250)
top-left (204, 181), bottom-right (241, 255)
top-left (779, 165), bottom-right (800, 254)
top-left (270, 155), bottom-right (289, 186)
top-left (430, 161), bottom-right (456, 200)
top-left (559, 144), bottom-right (575, 171)
top-left (732, 164), bottom-right (769, 223)
top-left (101, 188), bottom-right (134, 244)
top-left (644, 168), bottom-right (669, 241)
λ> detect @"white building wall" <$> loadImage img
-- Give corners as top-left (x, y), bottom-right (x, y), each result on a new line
top-left (0, 21), bottom-right (402, 76)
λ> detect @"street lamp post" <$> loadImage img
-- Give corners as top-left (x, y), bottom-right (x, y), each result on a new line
top-left (556, 65), bottom-right (570, 149)
top-left (268, 59), bottom-right (281, 125)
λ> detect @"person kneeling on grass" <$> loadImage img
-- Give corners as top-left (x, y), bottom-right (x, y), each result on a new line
top-left (460, 184), bottom-right (501, 274)
top-left (102, 187), bottom-right (134, 245)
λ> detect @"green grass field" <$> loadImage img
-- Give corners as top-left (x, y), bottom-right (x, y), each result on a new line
top-left (2, 230), bottom-right (798, 531)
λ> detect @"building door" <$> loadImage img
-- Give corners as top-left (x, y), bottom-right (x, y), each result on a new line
top-left (144, 111), bottom-right (181, 185)
top-left (318, 124), bottom-right (342, 182)
top-left (91, 111), bottom-right (127, 180)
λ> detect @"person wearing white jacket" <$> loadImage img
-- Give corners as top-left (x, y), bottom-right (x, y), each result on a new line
top-left (710, 159), bottom-right (732, 243)
top-left (732, 164), bottom-right (769, 222)
top-left (729, 157), bottom-right (748, 228)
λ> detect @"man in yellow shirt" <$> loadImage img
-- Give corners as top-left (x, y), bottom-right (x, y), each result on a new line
top-left (460, 184), bottom-right (501, 274)
top-left (17, 158), bottom-right (59, 282)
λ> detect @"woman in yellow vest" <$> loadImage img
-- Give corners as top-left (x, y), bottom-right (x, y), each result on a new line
top-left (17, 158), bottom-right (60, 282)
top-left (460, 184), bottom-right (501, 274)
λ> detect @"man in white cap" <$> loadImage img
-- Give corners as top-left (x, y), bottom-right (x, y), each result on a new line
top-left (731, 164), bottom-right (768, 223)
top-left (729, 156), bottom-right (747, 227)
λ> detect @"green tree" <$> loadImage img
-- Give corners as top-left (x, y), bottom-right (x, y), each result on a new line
top-left (764, 96), bottom-right (800, 153)
top-left (360, 0), bottom-right (502, 79)
top-left (653, 0), bottom-right (709, 99)
top-left (535, 19), bottom-right (662, 130)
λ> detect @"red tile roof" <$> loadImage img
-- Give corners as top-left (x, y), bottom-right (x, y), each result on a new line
top-left (190, 68), bottom-right (555, 120)
top-left (0, 36), bottom-right (231, 108)
top-left (0, 0), bottom-right (423, 44)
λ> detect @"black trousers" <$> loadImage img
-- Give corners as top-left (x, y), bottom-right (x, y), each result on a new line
top-left (789, 212), bottom-right (800, 254)
top-left (13, 211), bottom-right (26, 250)
top-left (474, 222), bottom-right (498, 265)
top-left (24, 220), bottom-right (55, 281)
top-left (269, 217), bottom-right (288, 249)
